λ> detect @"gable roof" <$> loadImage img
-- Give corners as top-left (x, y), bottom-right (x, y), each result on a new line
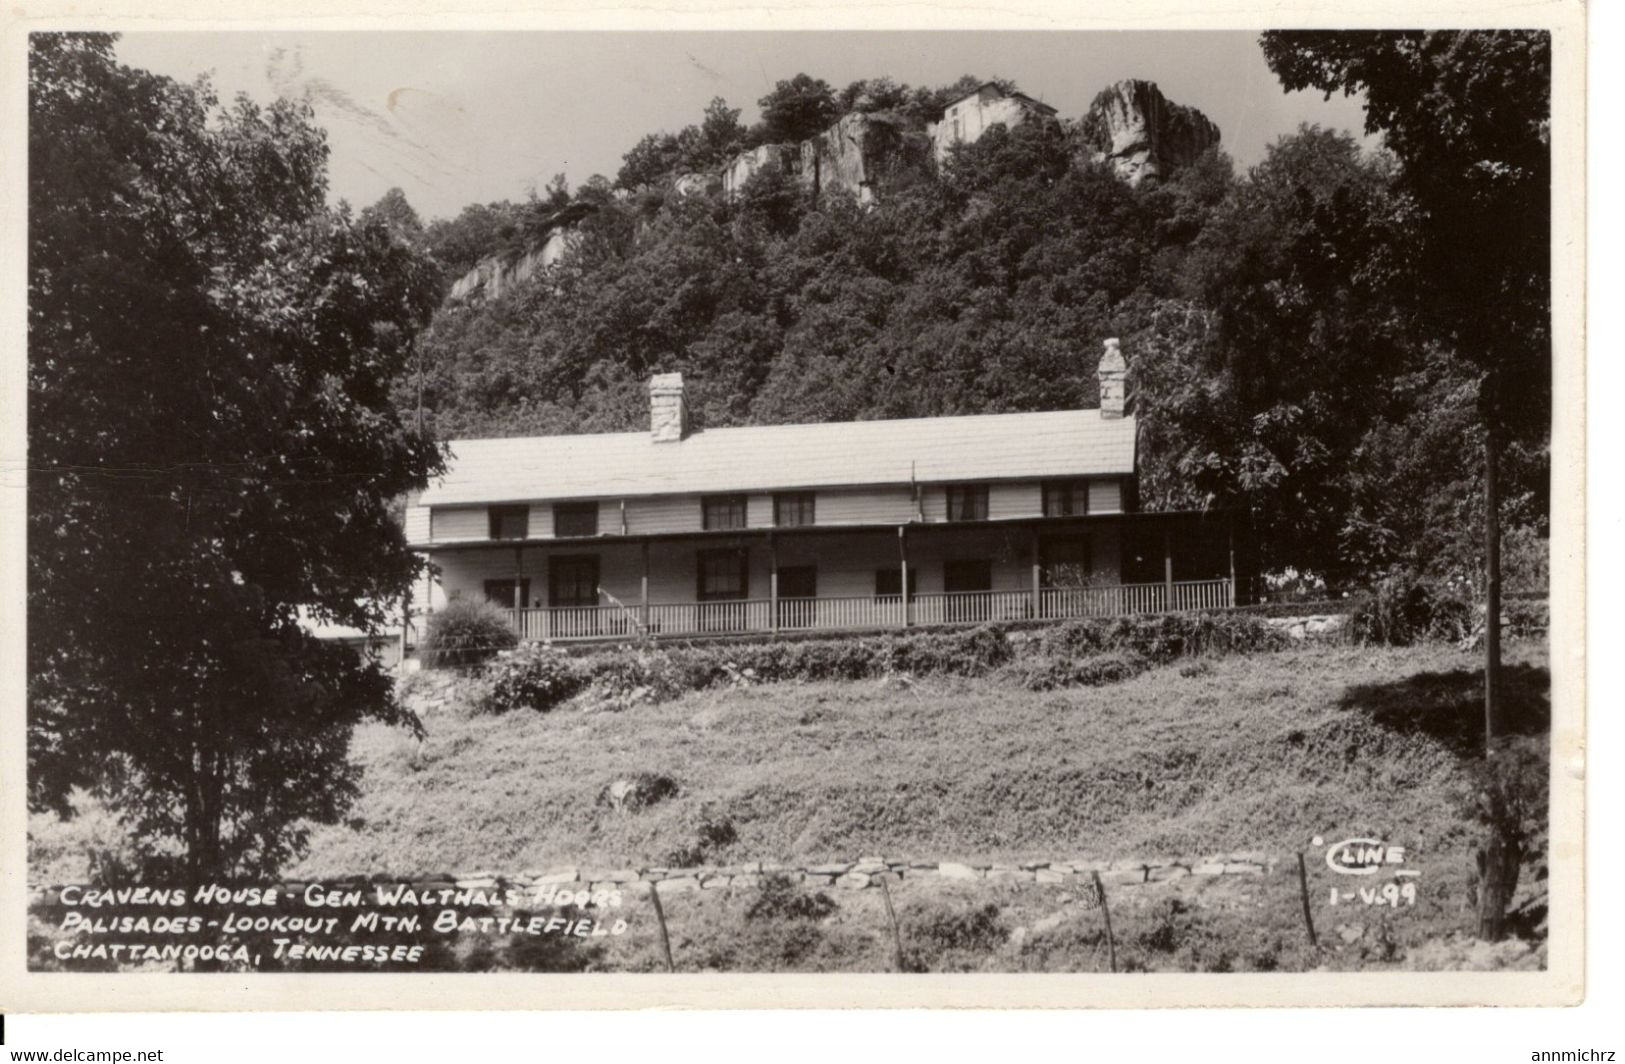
top-left (941, 82), bottom-right (1059, 117)
top-left (418, 408), bottom-right (1136, 507)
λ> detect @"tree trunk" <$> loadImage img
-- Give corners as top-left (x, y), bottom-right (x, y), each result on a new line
top-left (1476, 385), bottom-right (1515, 941)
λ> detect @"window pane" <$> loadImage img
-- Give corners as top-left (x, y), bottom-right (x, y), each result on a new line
top-left (699, 550), bottom-right (747, 599)
top-left (550, 557), bottom-right (598, 607)
top-left (489, 506), bottom-right (528, 540)
top-left (554, 502), bottom-right (598, 537)
top-left (703, 495), bottom-right (746, 530)
top-left (948, 485), bottom-right (987, 521)
top-left (775, 492), bottom-right (814, 527)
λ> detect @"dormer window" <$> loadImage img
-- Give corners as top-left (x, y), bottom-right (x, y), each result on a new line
top-left (488, 505), bottom-right (529, 540)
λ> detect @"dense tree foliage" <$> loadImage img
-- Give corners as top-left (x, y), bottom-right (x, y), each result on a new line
top-left (28, 34), bottom-right (442, 883)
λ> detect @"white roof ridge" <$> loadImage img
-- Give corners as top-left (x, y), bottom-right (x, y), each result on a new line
top-left (442, 406), bottom-right (1111, 449)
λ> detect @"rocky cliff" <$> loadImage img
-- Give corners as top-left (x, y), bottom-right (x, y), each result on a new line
top-left (797, 112), bottom-right (929, 204)
top-left (448, 79), bottom-right (1219, 304)
top-left (1082, 80), bottom-right (1220, 186)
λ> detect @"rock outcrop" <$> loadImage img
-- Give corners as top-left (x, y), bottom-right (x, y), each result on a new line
top-left (720, 143), bottom-right (800, 198)
top-left (796, 112), bottom-right (928, 205)
top-left (1082, 80), bottom-right (1220, 186)
top-left (446, 225), bottom-right (579, 303)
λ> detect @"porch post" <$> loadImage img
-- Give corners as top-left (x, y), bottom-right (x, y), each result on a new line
top-left (1227, 520), bottom-right (1237, 608)
top-left (514, 545), bottom-right (525, 638)
top-left (398, 587), bottom-right (410, 668)
top-left (769, 533), bottom-right (779, 634)
top-left (640, 540), bottom-right (650, 634)
top-left (1030, 525), bottom-right (1042, 620)
top-left (899, 525), bottom-right (911, 628)
top-left (1162, 524), bottom-right (1173, 612)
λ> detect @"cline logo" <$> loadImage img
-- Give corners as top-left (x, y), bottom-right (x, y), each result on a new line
top-left (1322, 837), bottom-right (1407, 876)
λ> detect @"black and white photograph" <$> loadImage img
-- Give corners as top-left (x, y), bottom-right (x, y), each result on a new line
top-left (0, 0), bottom-right (1590, 1023)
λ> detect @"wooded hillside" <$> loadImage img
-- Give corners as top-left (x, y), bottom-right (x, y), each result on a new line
top-left (387, 67), bottom-right (1548, 591)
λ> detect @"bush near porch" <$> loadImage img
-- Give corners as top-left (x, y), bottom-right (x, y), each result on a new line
top-left (474, 612), bottom-right (1296, 715)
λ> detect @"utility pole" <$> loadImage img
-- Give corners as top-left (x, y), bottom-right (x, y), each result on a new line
top-left (1477, 367), bottom-right (1516, 942)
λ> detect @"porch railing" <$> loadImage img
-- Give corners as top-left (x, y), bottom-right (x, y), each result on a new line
top-left (502, 578), bottom-right (1233, 643)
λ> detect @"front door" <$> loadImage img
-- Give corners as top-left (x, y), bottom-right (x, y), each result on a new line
top-left (549, 555), bottom-right (600, 637)
top-left (776, 565), bottom-right (816, 628)
top-left (1039, 536), bottom-right (1093, 618)
top-left (943, 559), bottom-right (992, 622)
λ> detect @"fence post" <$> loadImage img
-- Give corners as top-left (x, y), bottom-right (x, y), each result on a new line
top-left (1090, 870), bottom-right (1117, 973)
top-left (648, 882), bottom-right (676, 973)
top-left (1296, 852), bottom-right (1319, 949)
top-left (878, 874), bottom-right (906, 972)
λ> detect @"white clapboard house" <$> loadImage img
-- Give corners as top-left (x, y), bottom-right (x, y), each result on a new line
top-left (405, 340), bottom-right (1243, 644)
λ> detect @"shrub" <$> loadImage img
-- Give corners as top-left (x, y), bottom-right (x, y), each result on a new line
top-left (1350, 570), bottom-right (1475, 646)
top-left (422, 598), bottom-right (517, 669)
top-left (903, 901), bottom-right (1007, 971)
top-left (884, 626), bottom-right (1013, 676)
top-left (663, 806), bottom-right (739, 868)
top-left (1036, 613), bottom-right (1288, 662)
top-left (746, 874), bottom-right (838, 922)
top-left (596, 773), bottom-right (681, 813)
top-left (479, 643), bottom-right (584, 713)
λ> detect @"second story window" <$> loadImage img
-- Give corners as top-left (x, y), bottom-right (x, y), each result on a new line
top-left (553, 501), bottom-right (598, 538)
top-left (1042, 480), bottom-right (1090, 518)
top-left (773, 491), bottom-right (816, 527)
top-left (488, 504), bottom-right (529, 540)
top-left (702, 494), bottom-right (747, 531)
top-left (945, 484), bottom-right (989, 522)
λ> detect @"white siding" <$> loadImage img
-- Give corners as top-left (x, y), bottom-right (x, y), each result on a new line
top-left (529, 503), bottom-right (555, 538)
top-left (404, 503), bottom-right (431, 544)
top-left (747, 494), bottom-right (774, 528)
top-left (920, 486), bottom-right (947, 523)
top-left (626, 495), bottom-right (703, 535)
top-left (989, 482), bottom-right (1040, 520)
top-left (814, 487), bottom-right (916, 525)
top-left (1089, 479), bottom-right (1123, 514)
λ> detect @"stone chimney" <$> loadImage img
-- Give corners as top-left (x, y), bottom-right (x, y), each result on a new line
top-left (1098, 338), bottom-right (1127, 419)
top-left (650, 372), bottom-right (688, 442)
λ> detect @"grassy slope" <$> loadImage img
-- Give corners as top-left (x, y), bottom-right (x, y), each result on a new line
top-left (286, 639), bottom-right (1547, 883)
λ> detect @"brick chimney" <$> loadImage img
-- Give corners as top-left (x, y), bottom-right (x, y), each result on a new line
top-left (649, 372), bottom-right (688, 442)
top-left (1098, 338), bottom-right (1127, 419)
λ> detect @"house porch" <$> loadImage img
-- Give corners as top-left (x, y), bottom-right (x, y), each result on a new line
top-left (413, 511), bottom-right (1244, 645)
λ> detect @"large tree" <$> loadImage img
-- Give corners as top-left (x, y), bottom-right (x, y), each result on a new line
top-left (27, 34), bottom-right (442, 885)
top-left (1260, 29), bottom-right (1551, 940)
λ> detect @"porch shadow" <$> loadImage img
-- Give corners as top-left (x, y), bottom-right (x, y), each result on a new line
top-left (1335, 664), bottom-right (1550, 757)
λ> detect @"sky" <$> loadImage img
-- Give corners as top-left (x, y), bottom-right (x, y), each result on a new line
top-left (114, 31), bottom-right (1377, 222)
